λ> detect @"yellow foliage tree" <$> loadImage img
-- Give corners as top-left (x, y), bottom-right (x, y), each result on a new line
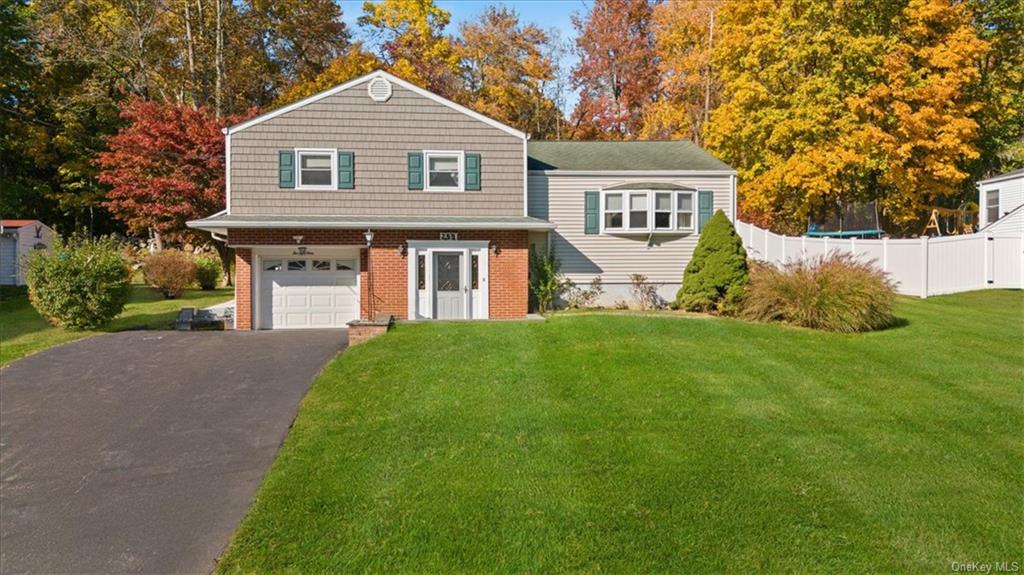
top-left (454, 6), bottom-right (563, 138)
top-left (643, 0), bottom-right (722, 144)
top-left (707, 0), bottom-right (988, 234)
top-left (358, 0), bottom-right (459, 97)
top-left (275, 44), bottom-right (381, 106)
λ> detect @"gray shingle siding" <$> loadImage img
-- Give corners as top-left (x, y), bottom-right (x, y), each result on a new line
top-left (229, 79), bottom-right (524, 216)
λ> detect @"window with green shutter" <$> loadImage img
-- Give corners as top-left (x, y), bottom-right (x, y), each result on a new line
top-left (407, 152), bottom-right (423, 190)
top-left (465, 153), bottom-right (481, 191)
top-left (278, 150), bottom-right (295, 189)
top-left (337, 151), bottom-right (354, 189)
top-left (584, 191), bottom-right (599, 234)
top-left (697, 190), bottom-right (713, 232)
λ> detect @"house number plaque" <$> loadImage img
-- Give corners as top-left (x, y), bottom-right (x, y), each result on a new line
top-left (439, 232), bottom-right (459, 241)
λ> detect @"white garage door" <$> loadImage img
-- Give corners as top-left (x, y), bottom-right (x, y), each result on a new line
top-left (260, 257), bottom-right (359, 329)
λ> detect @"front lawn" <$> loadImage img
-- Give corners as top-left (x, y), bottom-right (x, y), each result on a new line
top-left (0, 285), bottom-right (232, 365)
top-left (217, 291), bottom-right (1023, 573)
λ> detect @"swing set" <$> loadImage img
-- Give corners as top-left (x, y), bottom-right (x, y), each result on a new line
top-left (920, 203), bottom-right (977, 237)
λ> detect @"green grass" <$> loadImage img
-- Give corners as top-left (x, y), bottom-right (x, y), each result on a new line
top-left (217, 290), bottom-right (1024, 573)
top-left (0, 284), bottom-right (232, 365)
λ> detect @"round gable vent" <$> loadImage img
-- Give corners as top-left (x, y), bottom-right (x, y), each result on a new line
top-left (367, 77), bottom-right (392, 102)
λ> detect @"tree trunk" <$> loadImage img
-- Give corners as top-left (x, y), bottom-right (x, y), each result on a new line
top-left (701, 6), bottom-right (716, 145)
top-left (183, 0), bottom-right (197, 105)
top-left (214, 0), bottom-right (223, 117)
top-left (214, 241), bottom-right (233, 286)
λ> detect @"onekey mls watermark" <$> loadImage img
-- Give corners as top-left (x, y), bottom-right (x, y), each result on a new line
top-left (951, 561), bottom-right (1020, 573)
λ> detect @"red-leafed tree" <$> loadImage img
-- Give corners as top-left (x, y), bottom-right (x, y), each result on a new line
top-left (570, 0), bottom-right (661, 140)
top-left (96, 99), bottom-right (251, 282)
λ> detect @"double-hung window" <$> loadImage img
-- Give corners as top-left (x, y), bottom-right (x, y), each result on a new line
top-left (296, 149), bottom-right (335, 189)
top-left (629, 193), bottom-right (649, 229)
top-left (676, 192), bottom-right (694, 230)
top-left (604, 193), bottom-right (624, 230)
top-left (986, 189), bottom-right (1000, 223)
top-left (654, 193), bottom-right (673, 230)
top-left (424, 151), bottom-right (464, 191)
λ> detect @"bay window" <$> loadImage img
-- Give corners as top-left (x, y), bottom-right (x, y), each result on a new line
top-left (600, 189), bottom-right (700, 234)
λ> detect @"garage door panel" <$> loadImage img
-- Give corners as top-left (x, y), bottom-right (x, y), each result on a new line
top-left (260, 257), bottom-right (360, 329)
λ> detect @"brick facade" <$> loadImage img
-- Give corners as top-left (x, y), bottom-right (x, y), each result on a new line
top-left (228, 228), bottom-right (529, 330)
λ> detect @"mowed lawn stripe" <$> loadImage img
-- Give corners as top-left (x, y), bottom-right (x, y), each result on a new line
top-left (216, 290), bottom-right (1022, 573)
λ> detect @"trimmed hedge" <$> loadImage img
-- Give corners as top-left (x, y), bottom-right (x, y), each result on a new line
top-left (26, 236), bottom-right (132, 330)
top-left (676, 210), bottom-right (749, 314)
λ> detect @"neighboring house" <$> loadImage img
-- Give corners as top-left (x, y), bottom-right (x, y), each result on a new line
top-left (0, 220), bottom-right (54, 286)
top-left (977, 168), bottom-right (1024, 228)
top-left (188, 71), bottom-right (736, 329)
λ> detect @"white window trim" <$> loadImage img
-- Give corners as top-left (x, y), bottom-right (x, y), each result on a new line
top-left (599, 189), bottom-right (697, 235)
top-left (295, 148), bottom-right (337, 190)
top-left (654, 191), bottom-right (674, 231)
top-left (423, 150), bottom-right (465, 192)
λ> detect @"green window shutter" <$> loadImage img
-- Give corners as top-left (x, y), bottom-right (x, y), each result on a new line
top-left (407, 152), bottom-right (423, 190)
top-left (465, 153), bottom-right (481, 191)
top-left (337, 151), bottom-right (354, 189)
top-left (584, 191), bottom-right (600, 235)
top-left (278, 150), bottom-right (295, 189)
top-left (697, 190), bottom-right (714, 232)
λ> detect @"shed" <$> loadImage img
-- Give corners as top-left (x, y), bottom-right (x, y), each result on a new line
top-left (1, 220), bottom-right (54, 286)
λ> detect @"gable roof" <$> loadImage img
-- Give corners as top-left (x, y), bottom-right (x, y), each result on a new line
top-left (224, 70), bottom-right (527, 139)
top-left (977, 167), bottom-right (1024, 185)
top-left (527, 141), bottom-right (734, 172)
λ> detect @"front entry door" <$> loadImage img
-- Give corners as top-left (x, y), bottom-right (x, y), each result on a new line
top-left (434, 252), bottom-right (465, 319)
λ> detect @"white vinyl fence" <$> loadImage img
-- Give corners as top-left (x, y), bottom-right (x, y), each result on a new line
top-left (736, 221), bottom-right (1024, 297)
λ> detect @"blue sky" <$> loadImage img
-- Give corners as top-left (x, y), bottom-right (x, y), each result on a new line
top-left (338, 0), bottom-right (588, 111)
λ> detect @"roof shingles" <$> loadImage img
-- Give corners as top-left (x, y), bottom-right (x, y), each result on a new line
top-left (527, 141), bottom-right (733, 172)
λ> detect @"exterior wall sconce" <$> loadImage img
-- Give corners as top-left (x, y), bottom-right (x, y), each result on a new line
top-left (398, 242), bottom-right (407, 257)
top-left (490, 242), bottom-right (501, 256)
top-left (363, 229), bottom-right (374, 247)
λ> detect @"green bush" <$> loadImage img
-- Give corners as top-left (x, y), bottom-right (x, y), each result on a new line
top-left (143, 249), bottom-right (197, 299)
top-left (740, 253), bottom-right (897, 332)
top-left (676, 210), bottom-right (749, 314)
top-left (529, 247), bottom-right (569, 314)
top-left (195, 255), bottom-right (222, 290)
top-left (26, 235), bottom-right (132, 330)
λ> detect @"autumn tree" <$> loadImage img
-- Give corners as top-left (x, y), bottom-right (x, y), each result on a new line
top-left (850, 0), bottom-right (989, 225)
top-left (358, 0), bottom-right (459, 97)
top-left (276, 44), bottom-right (381, 106)
top-left (643, 0), bottom-right (722, 144)
top-left (96, 99), bottom-right (246, 278)
top-left (570, 0), bottom-right (660, 140)
top-left (455, 6), bottom-right (563, 138)
top-left (706, 0), bottom-right (987, 233)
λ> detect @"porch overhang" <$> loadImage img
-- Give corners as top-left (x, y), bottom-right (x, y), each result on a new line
top-left (187, 213), bottom-right (556, 235)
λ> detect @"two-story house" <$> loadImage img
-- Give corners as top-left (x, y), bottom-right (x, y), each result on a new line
top-left (188, 70), bottom-right (736, 329)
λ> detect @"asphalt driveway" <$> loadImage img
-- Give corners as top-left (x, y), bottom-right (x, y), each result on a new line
top-left (0, 330), bottom-right (346, 574)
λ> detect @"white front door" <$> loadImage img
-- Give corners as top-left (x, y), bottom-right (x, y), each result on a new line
top-left (433, 252), bottom-right (465, 319)
top-left (260, 257), bottom-right (359, 329)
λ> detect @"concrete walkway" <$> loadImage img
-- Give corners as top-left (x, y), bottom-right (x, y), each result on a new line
top-left (1, 330), bottom-right (345, 574)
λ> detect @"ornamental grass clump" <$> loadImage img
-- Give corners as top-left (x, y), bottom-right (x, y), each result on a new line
top-left (143, 249), bottom-right (197, 298)
top-left (676, 210), bottom-right (749, 315)
top-left (741, 252), bottom-right (897, 332)
top-left (26, 235), bottom-right (132, 330)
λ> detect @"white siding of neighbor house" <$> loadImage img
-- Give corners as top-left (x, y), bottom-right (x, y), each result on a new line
top-left (979, 175), bottom-right (1024, 228)
top-left (528, 173), bottom-right (734, 303)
